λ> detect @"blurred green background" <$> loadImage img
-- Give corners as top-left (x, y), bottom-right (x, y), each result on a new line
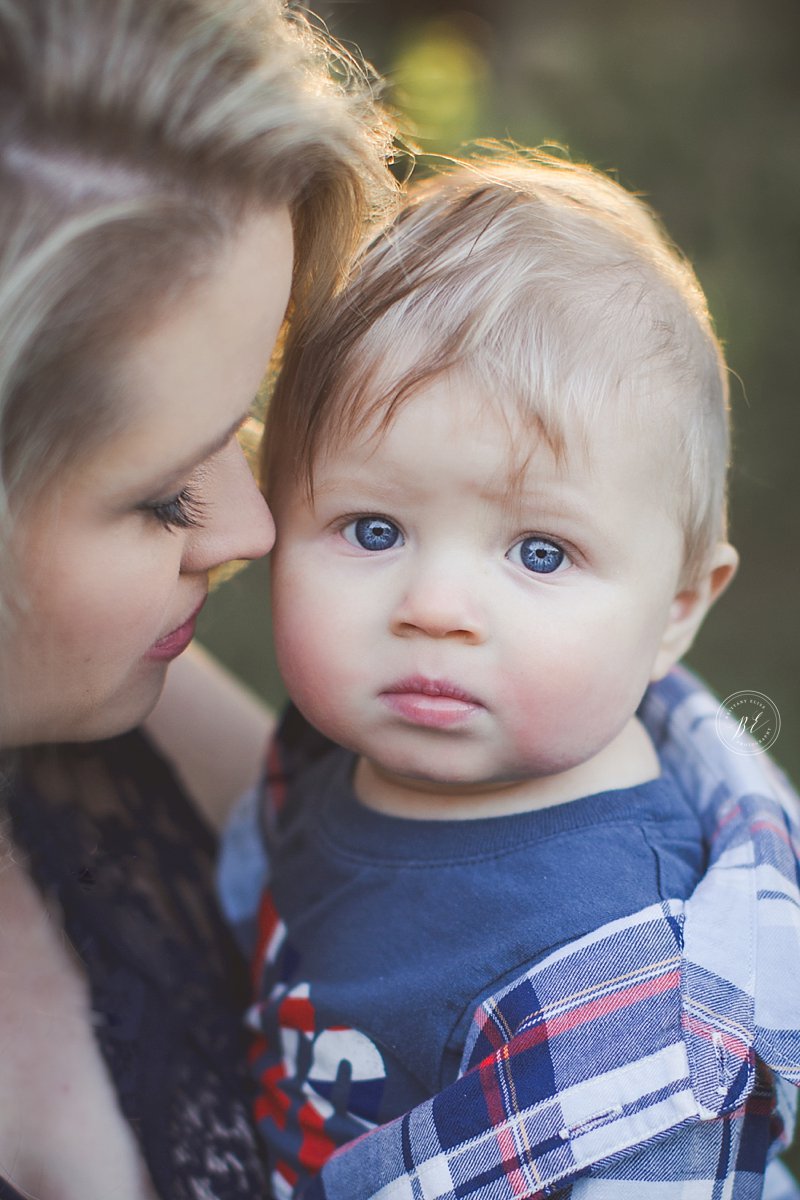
top-left (198, 0), bottom-right (799, 1169)
top-left (201, 0), bottom-right (799, 779)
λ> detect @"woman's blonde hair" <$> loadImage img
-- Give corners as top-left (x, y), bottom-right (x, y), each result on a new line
top-left (265, 152), bottom-right (730, 584)
top-left (0, 0), bottom-right (396, 600)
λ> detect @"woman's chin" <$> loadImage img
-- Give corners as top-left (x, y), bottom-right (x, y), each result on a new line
top-left (9, 665), bottom-right (168, 749)
top-left (79, 668), bottom-right (170, 743)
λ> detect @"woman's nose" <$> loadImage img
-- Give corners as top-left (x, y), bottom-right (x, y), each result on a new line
top-left (181, 438), bottom-right (275, 573)
top-left (390, 560), bottom-right (485, 644)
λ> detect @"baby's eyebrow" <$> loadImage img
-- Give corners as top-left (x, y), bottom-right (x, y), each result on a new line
top-left (498, 490), bottom-right (610, 543)
top-left (311, 469), bottom-right (408, 500)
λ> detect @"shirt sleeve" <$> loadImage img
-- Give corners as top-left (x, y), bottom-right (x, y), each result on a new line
top-left (217, 784), bottom-right (271, 957)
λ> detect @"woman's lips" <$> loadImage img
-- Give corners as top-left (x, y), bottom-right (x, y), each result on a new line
top-left (146, 598), bottom-right (206, 662)
top-left (380, 676), bottom-right (483, 729)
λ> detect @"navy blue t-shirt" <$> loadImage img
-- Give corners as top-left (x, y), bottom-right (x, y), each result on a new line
top-left (250, 711), bottom-right (705, 1185)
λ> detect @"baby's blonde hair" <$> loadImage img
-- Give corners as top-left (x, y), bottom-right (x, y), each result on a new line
top-left (266, 152), bottom-right (730, 584)
top-left (0, 0), bottom-right (396, 610)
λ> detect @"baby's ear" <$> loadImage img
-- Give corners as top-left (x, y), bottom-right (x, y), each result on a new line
top-left (651, 542), bottom-right (739, 681)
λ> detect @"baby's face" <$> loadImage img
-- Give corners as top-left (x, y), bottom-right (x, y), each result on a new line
top-left (270, 372), bottom-right (686, 812)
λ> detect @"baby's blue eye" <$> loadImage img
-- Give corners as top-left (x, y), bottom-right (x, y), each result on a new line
top-left (344, 516), bottom-right (403, 552)
top-left (511, 536), bottom-right (566, 575)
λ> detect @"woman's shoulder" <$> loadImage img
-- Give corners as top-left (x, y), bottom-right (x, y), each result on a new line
top-left (0, 821), bottom-right (161, 1199)
top-left (7, 731), bottom-right (269, 1198)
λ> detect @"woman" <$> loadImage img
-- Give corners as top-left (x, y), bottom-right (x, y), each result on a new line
top-left (0, 0), bottom-right (392, 1195)
top-left (1, 4), bottom-right (797, 1200)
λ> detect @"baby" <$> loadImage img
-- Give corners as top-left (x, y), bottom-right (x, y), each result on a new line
top-left (248, 154), bottom-right (738, 1195)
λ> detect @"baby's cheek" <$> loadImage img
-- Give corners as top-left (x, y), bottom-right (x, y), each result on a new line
top-left (501, 653), bottom-right (615, 772)
top-left (272, 580), bottom-right (327, 698)
top-left (272, 590), bottom-right (365, 739)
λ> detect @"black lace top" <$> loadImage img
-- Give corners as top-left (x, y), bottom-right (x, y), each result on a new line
top-left (3, 731), bottom-right (269, 1199)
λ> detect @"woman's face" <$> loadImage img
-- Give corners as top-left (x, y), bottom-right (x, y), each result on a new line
top-left (1, 209), bottom-right (292, 748)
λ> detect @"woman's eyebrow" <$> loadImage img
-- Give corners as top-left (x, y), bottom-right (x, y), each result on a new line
top-left (142, 413), bottom-right (249, 494)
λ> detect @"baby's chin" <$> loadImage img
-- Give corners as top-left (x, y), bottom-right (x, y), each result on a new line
top-left (357, 749), bottom-right (552, 796)
top-left (354, 744), bottom-right (498, 790)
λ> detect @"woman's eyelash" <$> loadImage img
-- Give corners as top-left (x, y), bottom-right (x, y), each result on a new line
top-left (143, 486), bottom-right (206, 532)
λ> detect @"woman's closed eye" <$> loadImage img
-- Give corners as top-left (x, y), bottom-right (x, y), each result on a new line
top-left (140, 484), bottom-right (207, 532)
top-left (342, 515), bottom-right (404, 552)
top-left (508, 535), bottom-right (570, 576)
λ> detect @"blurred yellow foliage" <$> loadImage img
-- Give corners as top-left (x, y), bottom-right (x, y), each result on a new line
top-left (391, 20), bottom-right (489, 147)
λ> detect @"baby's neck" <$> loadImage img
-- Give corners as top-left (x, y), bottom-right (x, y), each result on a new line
top-left (354, 716), bottom-right (660, 821)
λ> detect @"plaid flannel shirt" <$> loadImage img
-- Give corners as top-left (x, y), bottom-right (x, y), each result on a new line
top-left (297, 667), bottom-right (800, 1200)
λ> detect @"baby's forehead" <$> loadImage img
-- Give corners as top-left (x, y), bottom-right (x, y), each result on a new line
top-left (311, 365), bottom-right (673, 499)
top-left (316, 251), bottom-right (687, 450)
